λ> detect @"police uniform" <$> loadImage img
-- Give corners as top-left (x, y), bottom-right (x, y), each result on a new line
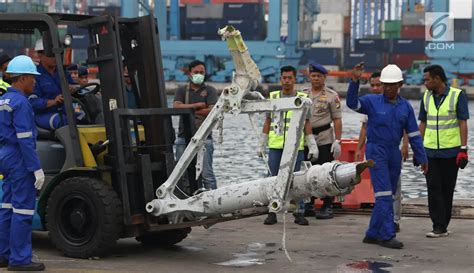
top-left (28, 63), bottom-right (75, 130)
top-left (0, 87), bottom-right (40, 266)
top-left (347, 80), bottom-right (427, 242)
top-left (305, 63), bottom-right (342, 216)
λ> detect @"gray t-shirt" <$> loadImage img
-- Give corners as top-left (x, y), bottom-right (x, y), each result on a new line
top-left (174, 83), bottom-right (218, 138)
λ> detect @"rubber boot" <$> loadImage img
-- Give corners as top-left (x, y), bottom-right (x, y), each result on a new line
top-left (304, 196), bottom-right (316, 217)
top-left (293, 213), bottom-right (309, 225)
top-left (0, 258), bottom-right (8, 268)
top-left (315, 197), bottom-right (334, 219)
top-left (378, 237), bottom-right (404, 249)
top-left (263, 212), bottom-right (277, 225)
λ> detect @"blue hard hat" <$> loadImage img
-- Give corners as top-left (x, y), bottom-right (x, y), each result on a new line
top-left (308, 61), bottom-right (328, 75)
top-left (6, 55), bottom-right (40, 76)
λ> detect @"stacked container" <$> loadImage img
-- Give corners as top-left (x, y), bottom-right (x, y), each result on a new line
top-left (305, 13), bottom-right (346, 67)
top-left (391, 11), bottom-right (428, 70)
top-left (454, 19), bottom-right (472, 43)
top-left (183, 1), bottom-right (265, 40)
top-left (345, 39), bottom-right (389, 71)
top-left (381, 20), bottom-right (402, 39)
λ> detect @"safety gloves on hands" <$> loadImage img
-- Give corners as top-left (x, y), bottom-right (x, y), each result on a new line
top-left (34, 169), bottom-right (45, 190)
top-left (331, 140), bottom-right (341, 159)
top-left (456, 148), bottom-right (468, 169)
top-left (305, 135), bottom-right (319, 160)
top-left (258, 133), bottom-right (268, 158)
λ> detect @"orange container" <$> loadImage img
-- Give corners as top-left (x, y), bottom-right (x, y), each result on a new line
top-left (315, 138), bottom-right (374, 209)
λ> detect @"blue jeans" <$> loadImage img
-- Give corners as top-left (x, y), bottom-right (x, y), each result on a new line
top-left (175, 137), bottom-right (217, 190)
top-left (268, 148), bottom-right (305, 212)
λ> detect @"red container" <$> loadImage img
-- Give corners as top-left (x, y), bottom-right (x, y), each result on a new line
top-left (401, 25), bottom-right (426, 39)
top-left (314, 138), bottom-right (375, 209)
top-left (344, 16), bottom-right (351, 34)
top-left (390, 54), bottom-right (428, 69)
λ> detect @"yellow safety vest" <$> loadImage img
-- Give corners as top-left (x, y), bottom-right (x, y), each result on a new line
top-left (423, 87), bottom-right (462, 149)
top-left (0, 78), bottom-right (10, 96)
top-left (268, 90), bottom-right (307, 150)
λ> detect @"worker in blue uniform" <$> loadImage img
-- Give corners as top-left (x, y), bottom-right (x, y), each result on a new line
top-left (346, 63), bottom-right (428, 249)
top-left (0, 55), bottom-right (45, 271)
top-left (28, 39), bottom-right (78, 130)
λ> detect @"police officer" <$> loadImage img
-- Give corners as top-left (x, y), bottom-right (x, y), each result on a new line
top-left (0, 55), bottom-right (45, 271)
top-left (28, 39), bottom-right (77, 130)
top-left (0, 55), bottom-right (12, 96)
top-left (259, 65), bottom-right (319, 226)
top-left (305, 62), bottom-right (342, 219)
top-left (347, 64), bottom-right (428, 249)
top-left (418, 65), bottom-right (469, 238)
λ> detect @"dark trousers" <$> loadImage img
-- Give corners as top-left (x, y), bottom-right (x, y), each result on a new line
top-left (304, 144), bottom-right (334, 207)
top-left (425, 157), bottom-right (459, 233)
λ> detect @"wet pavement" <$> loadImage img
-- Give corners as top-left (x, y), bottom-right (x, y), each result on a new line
top-left (25, 214), bottom-right (473, 272)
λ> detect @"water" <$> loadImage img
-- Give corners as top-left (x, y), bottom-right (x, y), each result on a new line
top-left (168, 97), bottom-right (474, 199)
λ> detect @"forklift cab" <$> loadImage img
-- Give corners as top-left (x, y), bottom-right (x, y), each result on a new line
top-left (0, 13), bottom-right (200, 258)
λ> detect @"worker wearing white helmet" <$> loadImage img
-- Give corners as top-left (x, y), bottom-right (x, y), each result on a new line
top-left (346, 63), bottom-right (428, 249)
top-left (28, 39), bottom-right (78, 130)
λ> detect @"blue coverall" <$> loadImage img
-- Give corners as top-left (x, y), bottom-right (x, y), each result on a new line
top-left (346, 80), bottom-right (427, 241)
top-left (0, 87), bottom-right (41, 266)
top-left (28, 64), bottom-right (75, 130)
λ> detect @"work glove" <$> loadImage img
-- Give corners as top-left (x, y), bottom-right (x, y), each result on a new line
top-left (258, 133), bottom-right (268, 158)
top-left (331, 140), bottom-right (341, 159)
top-left (34, 169), bottom-right (45, 190)
top-left (456, 149), bottom-right (468, 169)
top-left (305, 134), bottom-right (319, 161)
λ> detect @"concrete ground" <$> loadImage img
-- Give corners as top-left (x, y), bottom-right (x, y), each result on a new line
top-left (8, 213), bottom-right (473, 273)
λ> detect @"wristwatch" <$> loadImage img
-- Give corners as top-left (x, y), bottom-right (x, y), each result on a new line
top-left (461, 146), bottom-right (468, 151)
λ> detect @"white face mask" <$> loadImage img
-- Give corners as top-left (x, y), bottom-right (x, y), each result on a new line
top-left (191, 74), bottom-right (205, 85)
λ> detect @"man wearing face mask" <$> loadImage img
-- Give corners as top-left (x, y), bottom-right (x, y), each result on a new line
top-left (346, 64), bottom-right (428, 249)
top-left (174, 60), bottom-right (218, 190)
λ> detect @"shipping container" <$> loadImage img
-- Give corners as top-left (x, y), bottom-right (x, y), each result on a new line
top-left (391, 39), bottom-right (426, 54)
top-left (454, 31), bottom-right (472, 43)
top-left (186, 4), bottom-right (224, 19)
top-left (401, 25), bottom-right (425, 39)
top-left (211, 0), bottom-right (263, 2)
top-left (390, 54), bottom-right (428, 70)
top-left (68, 26), bottom-right (89, 49)
top-left (88, 6), bottom-right (120, 16)
top-left (318, 0), bottom-right (351, 17)
top-left (344, 16), bottom-right (351, 34)
top-left (184, 19), bottom-right (222, 35)
top-left (354, 39), bottom-right (389, 52)
top-left (402, 12), bottom-right (425, 26)
top-left (180, 0), bottom-right (204, 4)
top-left (313, 13), bottom-right (344, 32)
top-left (299, 48), bottom-right (341, 66)
top-left (311, 31), bottom-right (344, 48)
top-left (343, 52), bottom-right (385, 70)
top-left (222, 3), bottom-right (264, 19)
top-left (222, 19), bottom-right (265, 38)
top-left (454, 19), bottom-right (472, 32)
top-left (381, 20), bottom-right (402, 32)
top-left (382, 31), bottom-right (401, 39)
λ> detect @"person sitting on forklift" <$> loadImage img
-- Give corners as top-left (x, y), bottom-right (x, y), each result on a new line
top-left (77, 66), bottom-right (89, 86)
top-left (28, 39), bottom-right (82, 130)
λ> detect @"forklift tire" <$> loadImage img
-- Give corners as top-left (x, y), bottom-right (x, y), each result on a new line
top-left (45, 177), bottom-right (123, 258)
top-left (136, 228), bottom-right (191, 247)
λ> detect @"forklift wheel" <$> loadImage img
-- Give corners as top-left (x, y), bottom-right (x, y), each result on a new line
top-left (45, 177), bottom-right (122, 258)
top-left (136, 228), bottom-right (191, 247)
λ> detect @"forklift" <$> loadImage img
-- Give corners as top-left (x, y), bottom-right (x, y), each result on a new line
top-left (0, 13), bottom-right (372, 259)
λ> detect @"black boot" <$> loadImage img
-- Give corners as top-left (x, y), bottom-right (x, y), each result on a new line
top-left (315, 197), bottom-right (334, 219)
top-left (394, 222), bottom-right (400, 233)
top-left (378, 238), bottom-right (404, 249)
top-left (293, 213), bottom-right (309, 225)
top-left (0, 258), bottom-right (8, 268)
top-left (264, 212), bottom-right (277, 225)
top-left (8, 262), bottom-right (45, 271)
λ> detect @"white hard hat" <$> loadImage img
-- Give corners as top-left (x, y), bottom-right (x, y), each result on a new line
top-left (34, 39), bottom-right (44, 51)
top-left (379, 64), bottom-right (403, 83)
